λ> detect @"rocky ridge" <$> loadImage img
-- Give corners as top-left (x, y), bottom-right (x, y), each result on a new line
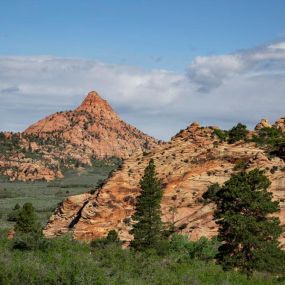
top-left (44, 119), bottom-right (285, 247)
top-left (0, 91), bottom-right (157, 181)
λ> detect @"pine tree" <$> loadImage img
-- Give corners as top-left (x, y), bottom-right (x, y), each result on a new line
top-left (130, 159), bottom-right (163, 251)
top-left (204, 169), bottom-right (285, 276)
top-left (12, 203), bottom-right (45, 251)
top-left (15, 203), bottom-right (41, 234)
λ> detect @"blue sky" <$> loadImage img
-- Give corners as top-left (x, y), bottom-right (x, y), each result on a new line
top-left (1, 0), bottom-right (285, 71)
top-left (1, 1), bottom-right (285, 139)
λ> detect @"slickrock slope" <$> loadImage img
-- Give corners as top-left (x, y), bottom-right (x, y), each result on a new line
top-left (0, 91), bottom-right (157, 181)
top-left (44, 122), bottom-right (285, 247)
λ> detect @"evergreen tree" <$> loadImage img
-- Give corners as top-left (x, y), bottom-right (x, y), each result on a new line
top-left (204, 169), bottom-right (285, 276)
top-left (13, 203), bottom-right (46, 251)
top-left (15, 203), bottom-right (41, 234)
top-left (130, 159), bottom-right (163, 251)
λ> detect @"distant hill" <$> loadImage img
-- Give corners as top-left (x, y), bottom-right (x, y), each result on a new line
top-left (0, 91), bottom-right (158, 181)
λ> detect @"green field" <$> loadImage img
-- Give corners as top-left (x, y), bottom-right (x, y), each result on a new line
top-left (0, 159), bottom-right (119, 230)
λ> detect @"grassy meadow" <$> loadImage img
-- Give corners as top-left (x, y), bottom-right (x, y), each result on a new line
top-left (0, 159), bottom-right (119, 230)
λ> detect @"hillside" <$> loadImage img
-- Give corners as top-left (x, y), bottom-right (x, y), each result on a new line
top-left (0, 91), bottom-right (157, 181)
top-left (44, 118), bottom-right (285, 247)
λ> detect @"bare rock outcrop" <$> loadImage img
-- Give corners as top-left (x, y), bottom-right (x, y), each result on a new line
top-left (24, 91), bottom-right (157, 159)
top-left (255, 118), bottom-right (272, 130)
top-left (44, 123), bottom-right (285, 247)
top-left (0, 91), bottom-right (157, 181)
top-left (274, 117), bottom-right (285, 133)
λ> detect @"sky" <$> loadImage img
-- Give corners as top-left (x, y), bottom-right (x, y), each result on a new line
top-left (1, 0), bottom-right (285, 140)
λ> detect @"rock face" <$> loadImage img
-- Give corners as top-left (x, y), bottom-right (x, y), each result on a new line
top-left (255, 119), bottom-right (272, 130)
top-left (274, 117), bottom-right (285, 133)
top-left (44, 123), bottom-right (285, 247)
top-left (24, 91), bottom-right (157, 159)
top-left (0, 91), bottom-right (157, 181)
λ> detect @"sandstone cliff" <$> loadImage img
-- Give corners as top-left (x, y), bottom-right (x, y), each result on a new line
top-left (44, 121), bottom-right (285, 247)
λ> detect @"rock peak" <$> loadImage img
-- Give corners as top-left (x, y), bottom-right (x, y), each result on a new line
top-left (255, 118), bottom-right (272, 131)
top-left (77, 91), bottom-right (113, 113)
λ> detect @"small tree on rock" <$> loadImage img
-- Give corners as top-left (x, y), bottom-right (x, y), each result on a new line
top-left (130, 159), bottom-right (163, 251)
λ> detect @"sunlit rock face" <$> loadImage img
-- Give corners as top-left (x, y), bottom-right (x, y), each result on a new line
top-left (44, 122), bottom-right (285, 248)
top-left (0, 91), bottom-right (157, 181)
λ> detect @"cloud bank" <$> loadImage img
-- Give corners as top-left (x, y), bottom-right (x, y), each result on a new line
top-left (1, 40), bottom-right (285, 140)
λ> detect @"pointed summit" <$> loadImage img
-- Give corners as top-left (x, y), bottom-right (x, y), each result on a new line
top-left (24, 90), bottom-right (157, 164)
top-left (76, 91), bottom-right (113, 113)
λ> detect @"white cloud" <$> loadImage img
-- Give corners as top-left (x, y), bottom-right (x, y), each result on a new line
top-left (268, 42), bottom-right (285, 50)
top-left (187, 41), bottom-right (285, 92)
top-left (0, 40), bottom-right (285, 140)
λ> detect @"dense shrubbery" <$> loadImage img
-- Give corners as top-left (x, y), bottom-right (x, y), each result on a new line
top-left (0, 133), bottom-right (21, 154)
top-left (213, 128), bottom-right (228, 142)
top-left (169, 234), bottom-right (219, 262)
top-left (213, 123), bottom-right (285, 161)
top-left (252, 127), bottom-right (285, 148)
top-left (252, 127), bottom-right (285, 160)
top-left (228, 123), bottom-right (249, 144)
top-left (0, 230), bottom-right (282, 285)
top-left (1, 160), bottom-right (285, 284)
top-left (213, 123), bottom-right (249, 144)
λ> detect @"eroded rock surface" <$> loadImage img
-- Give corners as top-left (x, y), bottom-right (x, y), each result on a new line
top-left (0, 91), bottom-right (157, 181)
top-left (255, 118), bottom-right (272, 130)
top-left (44, 123), bottom-right (285, 247)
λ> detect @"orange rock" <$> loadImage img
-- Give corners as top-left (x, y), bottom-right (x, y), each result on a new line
top-left (24, 91), bottom-right (157, 160)
top-left (274, 117), bottom-right (285, 133)
top-left (44, 123), bottom-right (285, 248)
top-left (7, 228), bottom-right (16, 240)
top-left (255, 118), bottom-right (272, 130)
top-left (0, 91), bottom-right (157, 181)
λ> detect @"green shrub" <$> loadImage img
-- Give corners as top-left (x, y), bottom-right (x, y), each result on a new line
top-left (170, 234), bottom-right (219, 262)
top-left (271, 142), bottom-right (285, 161)
top-left (251, 128), bottom-right (285, 160)
top-left (252, 127), bottom-right (285, 147)
top-left (214, 129), bottom-right (228, 142)
top-left (233, 160), bottom-right (248, 171)
top-left (228, 123), bottom-right (249, 144)
top-left (12, 232), bottom-right (50, 251)
top-left (90, 230), bottom-right (121, 249)
top-left (7, 203), bottom-right (21, 222)
top-left (0, 231), bottom-right (281, 284)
